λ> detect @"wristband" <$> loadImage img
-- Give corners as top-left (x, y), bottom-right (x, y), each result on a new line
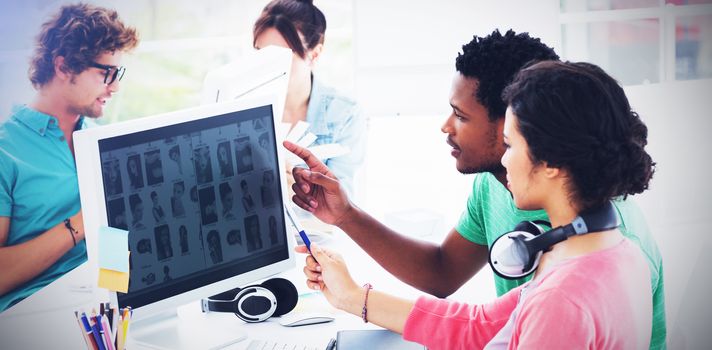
top-left (64, 218), bottom-right (78, 247)
top-left (361, 283), bottom-right (373, 323)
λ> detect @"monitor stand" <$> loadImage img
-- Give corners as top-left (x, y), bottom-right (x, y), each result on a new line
top-left (131, 308), bottom-right (246, 350)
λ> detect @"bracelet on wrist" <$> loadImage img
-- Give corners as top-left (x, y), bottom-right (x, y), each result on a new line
top-left (64, 218), bottom-right (78, 247)
top-left (361, 283), bottom-right (373, 323)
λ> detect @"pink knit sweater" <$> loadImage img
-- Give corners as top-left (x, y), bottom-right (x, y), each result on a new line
top-left (403, 239), bottom-right (652, 349)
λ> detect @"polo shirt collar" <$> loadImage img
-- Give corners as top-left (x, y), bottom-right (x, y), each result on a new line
top-left (12, 105), bottom-right (85, 136)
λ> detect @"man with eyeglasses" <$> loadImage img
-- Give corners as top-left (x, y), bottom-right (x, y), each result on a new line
top-left (0, 4), bottom-right (139, 312)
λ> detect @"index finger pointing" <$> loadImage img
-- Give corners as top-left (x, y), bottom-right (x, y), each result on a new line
top-left (282, 141), bottom-right (333, 176)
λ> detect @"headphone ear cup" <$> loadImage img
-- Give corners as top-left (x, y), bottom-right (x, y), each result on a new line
top-left (261, 278), bottom-right (298, 317)
top-left (489, 230), bottom-right (540, 279)
top-left (233, 285), bottom-right (277, 323)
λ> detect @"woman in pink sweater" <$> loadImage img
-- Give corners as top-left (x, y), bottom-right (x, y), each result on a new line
top-left (295, 61), bottom-right (655, 349)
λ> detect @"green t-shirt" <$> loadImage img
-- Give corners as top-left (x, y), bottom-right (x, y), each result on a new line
top-left (456, 172), bottom-right (667, 350)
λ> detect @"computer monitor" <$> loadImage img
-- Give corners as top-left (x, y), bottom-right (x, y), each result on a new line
top-left (74, 94), bottom-right (296, 349)
top-left (201, 45), bottom-right (292, 106)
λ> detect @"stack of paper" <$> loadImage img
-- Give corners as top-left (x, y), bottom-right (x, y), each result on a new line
top-left (283, 121), bottom-right (349, 164)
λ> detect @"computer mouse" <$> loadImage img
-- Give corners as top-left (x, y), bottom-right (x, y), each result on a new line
top-left (278, 313), bottom-right (335, 327)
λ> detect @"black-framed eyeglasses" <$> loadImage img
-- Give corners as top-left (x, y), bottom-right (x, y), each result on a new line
top-left (88, 62), bottom-right (126, 85)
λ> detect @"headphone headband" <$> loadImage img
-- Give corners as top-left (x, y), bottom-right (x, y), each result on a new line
top-left (574, 201), bottom-right (620, 233)
top-left (202, 285), bottom-right (245, 313)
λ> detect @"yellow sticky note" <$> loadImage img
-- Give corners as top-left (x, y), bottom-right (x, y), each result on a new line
top-left (98, 268), bottom-right (129, 293)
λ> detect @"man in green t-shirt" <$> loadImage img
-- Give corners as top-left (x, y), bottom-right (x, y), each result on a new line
top-left (286, 29), bottom-right (666, 349)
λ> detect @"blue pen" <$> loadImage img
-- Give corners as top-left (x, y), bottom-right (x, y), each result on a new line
top-left (285, 206), bottom-right (312, 253)
top-left (91, 315), bottom-right (107, 350)
top-left (80, 312), bottom-right (99, 350)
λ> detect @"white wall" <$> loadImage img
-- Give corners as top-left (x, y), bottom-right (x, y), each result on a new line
top-left (625, 79), bottom-right (712, 349)
top-left (353, 0), bottom-right (560, 117)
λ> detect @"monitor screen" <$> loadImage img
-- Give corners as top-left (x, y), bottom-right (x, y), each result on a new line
top-left (96, 104), bottom-right (288, 309)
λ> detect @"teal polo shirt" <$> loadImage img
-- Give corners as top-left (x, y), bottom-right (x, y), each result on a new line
top-left (0, 105), bottom-right (90, 311)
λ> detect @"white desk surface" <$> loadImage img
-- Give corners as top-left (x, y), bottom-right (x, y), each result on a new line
top-left (1, 226), bottom-right (485, 350)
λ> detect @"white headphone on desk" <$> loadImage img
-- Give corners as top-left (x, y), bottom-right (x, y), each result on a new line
top-left (200, 278), bottom-right (298, 323)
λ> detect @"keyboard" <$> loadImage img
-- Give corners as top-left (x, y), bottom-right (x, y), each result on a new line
top-left (245, 339), bottom-right (319, 350)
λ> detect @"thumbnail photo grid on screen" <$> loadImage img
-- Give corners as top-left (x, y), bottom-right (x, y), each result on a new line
top-left (100, 115), bottom-right (284, 293)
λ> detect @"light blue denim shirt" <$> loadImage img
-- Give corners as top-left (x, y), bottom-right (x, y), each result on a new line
top-left (305, 77), bottom-right (367, 196)
top-left (0, 105), bottom-right (90, 312)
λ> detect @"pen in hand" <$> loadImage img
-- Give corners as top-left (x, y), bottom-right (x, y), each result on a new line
top-left (285, 205), bottom-right (312, 254)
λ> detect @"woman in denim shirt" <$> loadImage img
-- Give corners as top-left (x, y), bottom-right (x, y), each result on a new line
top-left (253, 0), bottom-right (366, 195)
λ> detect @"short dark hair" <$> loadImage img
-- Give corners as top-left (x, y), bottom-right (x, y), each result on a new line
top-left (502, 61), bottom-right (655, 210)
top-left (456, 29), bottom-right (558, 121)
top-left (253, 0), bottom-right (326, 58)
top-left (29, 3), bottom-right (139, 88)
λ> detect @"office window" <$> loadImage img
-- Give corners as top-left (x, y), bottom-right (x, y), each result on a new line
top-left (563, 19), bottom-right (660, 84)
top-left (675, 14), bottom-right (712, 79)
top-left (667, 0), bottom-right (712, 5)
top-left (102, 47), bottom-right (242, 122)
top-left (0, 0), bottom-right (354, 123)
top-left (103, 0), bottom-right (354, 123)
top-left (560, 0), bottom-right (712, 85)
top-left (561, 0), bottom-right (660, 12)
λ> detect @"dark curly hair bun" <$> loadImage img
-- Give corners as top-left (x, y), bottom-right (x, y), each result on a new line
top-left (502, 61), bottom-right (655, 210)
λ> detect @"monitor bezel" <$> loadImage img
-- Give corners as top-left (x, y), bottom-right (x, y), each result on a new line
top-left (74, 94), bottom-right (295, 321)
